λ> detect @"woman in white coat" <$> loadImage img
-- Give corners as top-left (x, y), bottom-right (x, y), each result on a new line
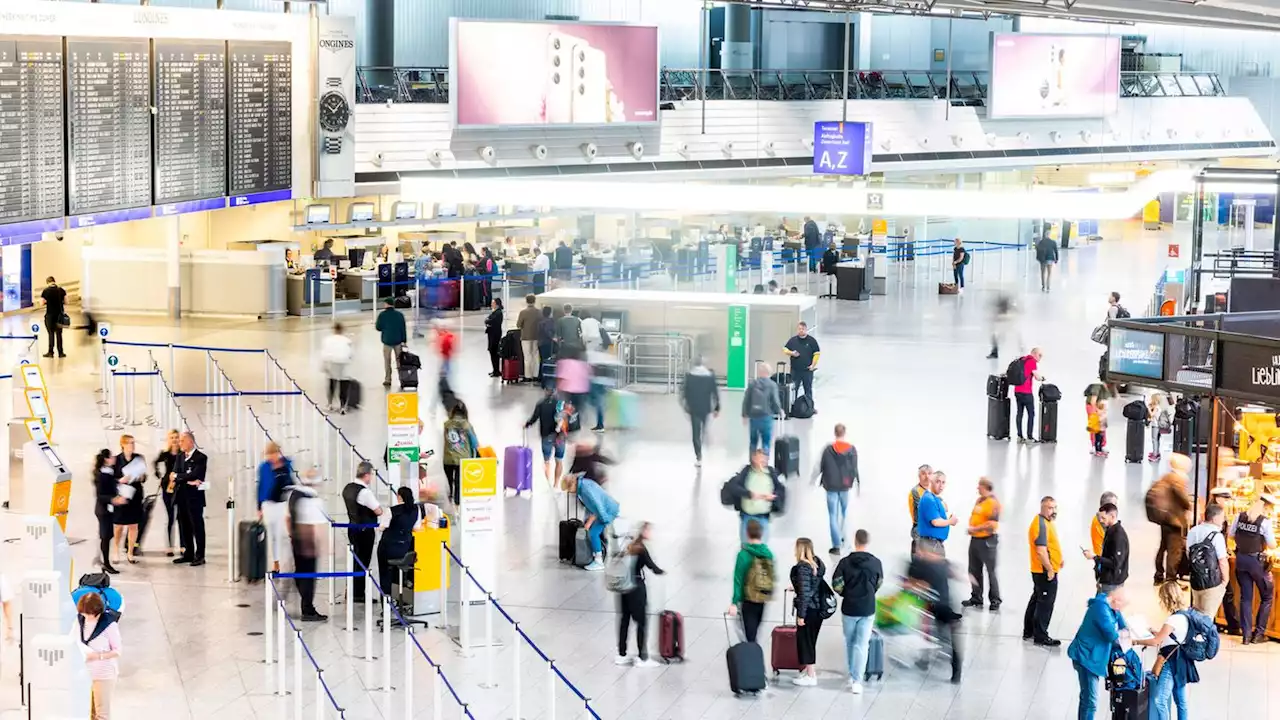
top-left (321, 322), bottom-right (355, 413)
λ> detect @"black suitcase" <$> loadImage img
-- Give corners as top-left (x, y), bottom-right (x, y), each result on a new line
top-left (987, 397), bottom-right (1011, 440)
top-left (499, 330), bottom-right (521, 360)
top-left (725, 612), bottom-right (767, 695)
top-left (986, 374), bottom-right (1008, 399)
top-left (399, 366), bottom-right (419, 390)
top-left (772, 362), bottom-right (792, 418)
top-left (463, 281), bottom-right (485, 311)
top-left (1110, 683), bottom-right (1149, 720)
top-left (558, 493), bottom-right (582, 563)
top-left (342, 379), bottom-right (363, 409)
top-left (774, 434), bottom-right (800, 477)
top-left (1039, 401), bottom-right (1058, 443)
top-left (239, 521), bottom-right (267, 582)
top-left (136, 494), bottom-right (158, 548)
top-left (398, 350), bottom-right (422, 369)
top-left (1125, 418), bottom-right (1145, 463)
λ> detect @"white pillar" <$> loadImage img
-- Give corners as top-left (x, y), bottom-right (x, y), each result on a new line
top-left (167, 215), bottom-right (182, 319)
top-left (857, 12), bottom-right (872, 70)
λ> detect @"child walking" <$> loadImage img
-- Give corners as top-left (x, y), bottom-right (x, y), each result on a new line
top-left (1087, 398), bottom-right (1108, 458)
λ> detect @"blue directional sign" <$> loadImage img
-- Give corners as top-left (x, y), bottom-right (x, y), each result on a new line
top-left (812, 121), bottom-right (873, 176)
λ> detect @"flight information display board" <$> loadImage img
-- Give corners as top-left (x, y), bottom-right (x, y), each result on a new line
top-left (66, 38), bottom-right (153, 219)
top-left (0, 38), bottom-right (66, 234)
top-left (154, 39), bottom-right (227, 206)
top-left (228, 41), bottom-right (292, 198)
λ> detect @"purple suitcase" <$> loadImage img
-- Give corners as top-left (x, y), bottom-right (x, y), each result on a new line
top-left (504, 445), bottom-right (533, 493)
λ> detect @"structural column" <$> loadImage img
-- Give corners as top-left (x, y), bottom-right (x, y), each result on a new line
top-left (167, 216), bottom-right (181, 319)
top-left (721, 3), bottom-right (752, 70)
top-left (362, 0), bottom-right (395, 85)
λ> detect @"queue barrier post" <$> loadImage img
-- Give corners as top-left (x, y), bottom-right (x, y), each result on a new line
top-left (439, 543), bottom-right (448, 634)
top-left (226, 489), bottom-right (236, 585)
top-left (345, 538), bottom-right (354, 634)
top-left (382, 596), bottom-right (392, 692)
top-left (458, 564), bottom-right (471, 657)
top-left (327, 524), bottom-right (335, 611)
top-left (547, 660), bottom-right (556, 718)
top-left (204, 351), bottom-right (212, 403)
top-left (403, 626), bottom-right (414, 720)
top-left (511, 624), bottom-right (521, 720)
top-left (314, 667), bottom-right (324, 720)
top-left (277, 588), bottom-right (287, 696)
top-left (433, 665), bottom-right (443, 720)
top-left (264, 578), bottom-right (274, 665)
top-left (294, 629), bottom-right (304, 720)
top-left (481, 593), bottom-right (496, 689)
top-left (364, 571), bottom-right (374, 663)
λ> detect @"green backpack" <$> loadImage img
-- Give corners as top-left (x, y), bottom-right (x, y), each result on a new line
top-left (744, 556), bottom-right (775, 603)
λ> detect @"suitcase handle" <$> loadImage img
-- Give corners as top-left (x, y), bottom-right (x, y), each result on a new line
top-left (723, 612), bottom-right (745, 646)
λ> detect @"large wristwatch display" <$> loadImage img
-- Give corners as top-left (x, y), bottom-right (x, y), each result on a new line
top-left (319, 78), bottom-right (350, 155)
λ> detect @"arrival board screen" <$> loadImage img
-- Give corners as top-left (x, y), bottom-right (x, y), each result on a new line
top-left (0, 38), bottom-right (66, 231)
top-left (228, 41), bottom-right (292, 197)
top-left (154, 39), bottom-right (227, 205)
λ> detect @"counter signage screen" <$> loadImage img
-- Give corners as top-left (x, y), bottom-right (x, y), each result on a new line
top-left (1108, 328), bottom-right (1165, 380)
top-left (451, 20), bottom-right (659, 128)
top-left (812, 121), bottom-right (872, 176)
top-left (1218, 340), bottom-right (1280, 400)
top-left (988, 33), bottom-right (1120, 119)
top-left (393, 201), bottom-right (417, 220)
top-left (227, 41), bottom-right (293, 198)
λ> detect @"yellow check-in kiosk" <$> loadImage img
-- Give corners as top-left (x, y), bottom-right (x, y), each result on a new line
top-left (413, 516), bottom-right (451, 615)
top-left (25, 438), bottom-right (71, 532)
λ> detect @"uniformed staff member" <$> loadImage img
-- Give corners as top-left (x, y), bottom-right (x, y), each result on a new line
top-left (1024, 496), bottom-right (1063, 647)
top-left (343, 462), bottom-right (384, 604)
top-left (907, 464), bottom-right (933, 555)
top-left (963, 478), bottom-right (1001, 611)
top-left (1230, 494), bottom-right (1277, 645)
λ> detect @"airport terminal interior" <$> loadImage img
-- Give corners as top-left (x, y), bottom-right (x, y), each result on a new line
top-left (8, 0), bottom-right (1280, 718)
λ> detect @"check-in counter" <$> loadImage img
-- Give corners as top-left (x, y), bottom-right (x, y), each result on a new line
top-left (338, 269), bottom-right (379, 309)
top-left (84, 246), bottom-right (286, 318)
top-left (286, 270), bottom-right (335, 315)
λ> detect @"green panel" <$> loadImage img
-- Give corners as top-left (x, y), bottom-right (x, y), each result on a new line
top-left (723, 243), bottom-right (738, 293)
top-left (727, 304), bottom-right (749, 390)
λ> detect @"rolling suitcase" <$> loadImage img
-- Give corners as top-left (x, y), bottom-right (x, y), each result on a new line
top-left (724, 616), bottom-right (767, 695)
top-left (398, 349), bottom-right (422, 369)
top-left (1039, 401), bottom-right (1058, 443)
top-left (1110, 683), bottom-right (1149, 720)
top-left (864, 629), bottom-right (885, 681)
top-left (503, 444), bottom-right (533, 494)
top-left (659, 610), bottom-right (685, 663)
top-left (1125, 418), bottom-right (1145, 463)
top-left (771, 589), bottom-right (802, 674)
top-left (773, 362), bottom-right (792, 418)
top-left (986, 374), bottom-right (1008, 400)
top-left (502, 357), bottom-right (522, 384)
top-left (342, 379), bottom-right (363, 409)
top-left (399, 366), bottom-right (419, 391)
top-left (239, 521), bottom-right (267, 582)
top-left (559, 493), bottom-right (583, 563)
top-left (987, 397), bottom-right (1011, 440)
top-left (774, 429), bottom-right (800, 478)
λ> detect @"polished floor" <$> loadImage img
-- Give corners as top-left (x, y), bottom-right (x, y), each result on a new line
top-left (1, 225), bottom-right (1273, 719)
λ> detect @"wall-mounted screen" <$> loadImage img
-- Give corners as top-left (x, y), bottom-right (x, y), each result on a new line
top-left (1108, 327), bottom-right (1166, 380)
top-left (450, 20), bottom-right (658, 128)
top-left (348, 202), bottom-right (374, 223)
top-left (988, 33), bottom-right (1120, 119)
top-left (436, 203), bottom-right (457, 218)
top-left (393, 201), bottom-right (417, 220)
top-left (304, 204), bottom-right (331, 224)
top-left (0, 38), bottom-right (66, 234)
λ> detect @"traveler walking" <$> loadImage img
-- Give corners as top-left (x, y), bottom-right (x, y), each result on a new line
top-left (1187, 503), bottom-right (1230, 621)
top-left (287, 470), bottom-right (328, 621)
top-left (172, 432), bottom-right (208, 566)
top-left (537, 306), bottom-right (556, 386)
top-left (1148, 581), bottom-right (1202, 720)
top-left (816, 424), bottom-right (858, 554)
top-left (614, 521), bottom-right (665, 668)
top-left (727, 518), bottom-right (775, 644)
top-left (561, 473), bottom-right (619, 571)
top-left (908, 464), bottom-right (933, 555)
top-left (1107, 291), bottom-right (1130, 321)
top-left (343, 461), bottom-right (384, 603)
top-left (320, 323), bottom-right (354, 413)
top-left (681, 356), bottom-right (720, 466)
top-left (525, 386), bottom-right (567, 487)
top-left (75, 591), bottom-right (123, 720)
top-left (93, 450), bottom-right (123, 574)
top-left (1230, 494), bottom-right (1276, 644)
top-left (433, 321), bottom-right (457, 380)
top-left (721, 448), bottom-right (787, 543)
top-left (516, 294), bottom-right (542, 381)
top-left (803, 216), bottom-right (822, 272)
top-left (962, 477), bottom-right (1002, 610)
top-left (40, 276), bottom-right (67, 358)
top-left (789, 538), bottom-right (827, 686)
top-left (1024, 495), bottom-right (1063, 646)
top-left (832, 529), bottom-right (882, 694)
top-left (741, 362), bottom-right (783, 457)
top-left (1011, 347), bottom-right (1044, 443)
top-left (256, 442), bottom-right (293, 574)
top-left (951, 238), bottom-right (969, 292)
top-left (568, 438), bottom-right (614, 486)
top-left (1035, 234), bottom-right (1059, 291)
top-left (375, 299), bottom-right (407, 387)
top-left (907, 539), bottom-right (963, 683)
top-left (1083, 503), bottom-right (1129, 592)
top-left (915, 471), bottom-right (957, 556)
top-left (112, 435), bottom-right (144, 565)
top-left (485, 298), bottom-right (504, 377)
top-left (555, 303), bottom-right (584, 356)
top-left (153, 430), bottom-right (181, 557)
top-left (442, 402), bottom-right (479, 506)
top-left (1148, 454), bottom-right (1193, 584)
top-left (1067, 585), bottom-right (1131, 720)
top-left (986, 292), bottom-right (1016, 359)
top-left (782, 322), bottom-right (821, 411)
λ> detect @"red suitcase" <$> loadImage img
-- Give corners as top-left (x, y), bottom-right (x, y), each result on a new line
top-left (502, 357), bottom-right (522, 384)
top-left (659, 610), bottom-right (684, 663)
top-left (771, 589), bottom-right (802, 674)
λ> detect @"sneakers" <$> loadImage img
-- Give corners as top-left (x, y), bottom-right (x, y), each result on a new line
top-left (989, 602), bottom-right (1001, 612)
top-left (850, 681), bottom-right (864, 695)
top-left (791, 675), bottom-right (817, 687)
top-left (961, 599), bottom-right (983, 609)
top-left (1033, 637), bottom-right (1062, 648)
top-left (300, 612), bottom-right (328, 622)
top-left (633, 658), bottom-right (660, 668)
top-left (829, 547), bottom-right (841, 555)
top-left (585, 554), bottom-right (605, 572)
top-left (614, 655), bottom-right (632, 666)
top-left (1093, 450), bottom-right (1110, 458)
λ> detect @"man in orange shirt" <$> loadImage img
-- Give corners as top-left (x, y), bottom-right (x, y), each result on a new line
top-left (1024, 495), bottom-right (1064, 647)
top-left (907, 464), bottom-right (933, 555)
top-left (1090, 491), bottom-right (1118, 557)
top-left (963, 478), bottom-right (1002, 611)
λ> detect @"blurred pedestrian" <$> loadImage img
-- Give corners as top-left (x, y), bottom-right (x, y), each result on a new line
top-left (288, 469), bottom-right (328, 621)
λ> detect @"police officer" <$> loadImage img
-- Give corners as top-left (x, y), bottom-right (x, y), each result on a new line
top-left (343, 462), bottom-right (384, 603)
top-left (1230, 494), bottom-right (1277, 644)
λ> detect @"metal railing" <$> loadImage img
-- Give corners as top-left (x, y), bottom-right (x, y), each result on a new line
top-left (616, 333), bottom-right (692, 393)
top-left (355, 66), bottom-right (1224, 104)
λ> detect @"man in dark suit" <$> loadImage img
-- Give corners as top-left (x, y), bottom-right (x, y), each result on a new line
top-left (172, 431), bottom-right (209, 566)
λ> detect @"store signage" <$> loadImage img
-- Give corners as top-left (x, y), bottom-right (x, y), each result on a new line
top-left (1168, 244), bottom-right (1180, 258)
top-left (1108, 327), bottom-right (1165, 380)
top-left (386, 392), bottom-right (420, 464)
top-left (68, 207), bottom-right (153, 229)
top-left (155, 198), bottom-right (228, 217)
top-left (1218, 340), bottom-right (1280, 399)
top-left (812, 121), bottom-right (873, 176)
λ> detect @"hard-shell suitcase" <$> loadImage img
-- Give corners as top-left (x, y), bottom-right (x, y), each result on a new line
top-left (1125, 418), bottom-right (1145, 463)
top-left (864, 629), bottom-right (885, 680)
top-left (1039, 401), bottom-right (1059, 443)
top-left (502, 358), bottom-right (522, 384)
top-left (774, 434), bottom-right (800, 477)
top-left (399, 366), bottom-right (419, 391)
top-left (659, 610), bottom-right (685, 663)
top-left (987, 397), bottom-right (1011, 440)
top-left (986, 374), bottom-right (1008, 400)
top-left (239, 520), bottom-right (267, 582)
top-left (343, 379), bottom-right (363, 409)
top-left (771, 590), bottom-right (802, 674)
top-left (725, 616), bottom-right (767, 695)
top-left (499, 330), bottom-right (522, 360)
top-left (1110, 682), bottom-right (1150, 720)
top-left (574, 527), bottom-right (593, 567)
top-left (503, 445), bottom-right (533, 494)
top-left (558, 519), bottom-right (582, 562)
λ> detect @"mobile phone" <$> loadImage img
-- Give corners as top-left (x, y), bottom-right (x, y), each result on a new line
top-left (543, 32), bottom-right (573, 124)
top-left (570, 41), bottom-right (608, 123)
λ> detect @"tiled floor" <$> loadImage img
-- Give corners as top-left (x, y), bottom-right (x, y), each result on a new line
top-left (0, 222), bottom-right (1270, 719)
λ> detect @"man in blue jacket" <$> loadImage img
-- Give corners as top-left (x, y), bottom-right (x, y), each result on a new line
top-left (1067, 586), bottom-right (1131, 720)
top-left (257, 442), bottom-right (293, 573)
top-left (916, 471), bottom-right (958, 556)
top-left (375, 299), bottom-right (407, 387)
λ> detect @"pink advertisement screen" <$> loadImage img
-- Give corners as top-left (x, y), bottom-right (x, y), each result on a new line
top-left (989, 34), bottom-right (1120, 119)
top-left (452, 21), bottom-right (659, 127)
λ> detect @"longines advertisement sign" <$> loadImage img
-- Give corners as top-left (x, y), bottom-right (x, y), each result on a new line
top-left (1218, 339), bottom-right (1280, 401)
top-left (316, 16), bottom-right (356, 198)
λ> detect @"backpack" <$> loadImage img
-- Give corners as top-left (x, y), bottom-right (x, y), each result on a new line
top-left (1187, 531), bottom-right (1224, 591)
top-left (743, 556), bottom-right (775, 603)
top-left (1122, 400), bottom-right (1147, 422)
top-left (961, 250), bottom-right (971, 266)
top-left (443, 424), bottom-right (474, 465)
top-left (1145, 484), bottom-right (1176, 526)
top-left (1107, 647), bottom-right (1144, 691)
top-left (598, 324), bottom-right (613, 349)
top-left (746, 380), bottom-right (769, 417)
top-left (1115, 305), bottom-right (1131, 319)
top-left (605, 550), bottom-right (638, 594)
top-left (817, 579), bottom-right (838, 619)
top-left (1005, 357), bottom-right (1028, 387)
top-left (1177, 608), bottom-right (1220, 662)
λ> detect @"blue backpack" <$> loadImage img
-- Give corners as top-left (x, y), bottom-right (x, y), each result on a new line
top-left (1107, 647), bottom-right (1143, 691)
top-left (1178, 608), bottom-right (1220, 662)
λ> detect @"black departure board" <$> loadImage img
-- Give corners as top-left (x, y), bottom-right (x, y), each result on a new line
top-left (154, 39), bottom-right (226, 205)
top-left (228, 41), bottom-right (291, 197)
top-left (66, 38), bottom-right (153, 218)
top-left (0, 37), bottom-right (66, 230)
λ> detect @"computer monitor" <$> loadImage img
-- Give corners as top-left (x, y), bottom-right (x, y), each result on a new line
top-left (348, 248), bottom-right (366, 268)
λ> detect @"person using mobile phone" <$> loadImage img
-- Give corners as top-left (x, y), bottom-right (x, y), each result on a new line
top-left (1082, 503), bottom-right (1128, 592)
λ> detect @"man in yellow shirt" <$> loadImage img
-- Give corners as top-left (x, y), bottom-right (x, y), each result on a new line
top-left (1024, 496), bottom-right (1063, 647)
top-left (1089, 492), bottom-right (1118, 557)
top-left (907, 464), bottom-right (933, 555)
top-left (963, 478), bottom-right (1002, 610)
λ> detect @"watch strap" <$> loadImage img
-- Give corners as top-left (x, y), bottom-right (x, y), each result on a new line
top-left (323, 137), bottom-right (342, 154)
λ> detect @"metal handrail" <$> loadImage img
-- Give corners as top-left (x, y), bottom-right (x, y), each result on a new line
top-left (355, 66), bottom-right (1224, 104)
top-left (616, 333), bottom-right (692, 394)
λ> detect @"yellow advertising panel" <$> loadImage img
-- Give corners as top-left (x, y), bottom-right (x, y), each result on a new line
top-left (460, 457), bottom-right (497, 499)
top-left (871, 219), bottom-right (888, 236)
top-left (413, 525), bottom-right (451, 591)
top-left (386, 392), bottom-right (419, 425)
top-left (1142, 200), bottom-right (1161, 224)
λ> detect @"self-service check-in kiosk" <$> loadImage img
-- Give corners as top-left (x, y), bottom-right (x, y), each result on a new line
top-left (4, 364), bottom-right (51, 510)
top-left (26, 439), bottom-right (72, 532)
top-left (21, 516), bottom-right (72, 590)
top-left (28, 632), bottom-right (91, 719)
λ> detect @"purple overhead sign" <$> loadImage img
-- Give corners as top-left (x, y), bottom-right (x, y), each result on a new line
top-left (813, 121), bottom-right (873, 176)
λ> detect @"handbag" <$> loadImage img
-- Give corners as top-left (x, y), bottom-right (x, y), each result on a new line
top-left (59, 313), bottom-right (71, 328)
top-left (818, 578), bottom-right (838, 619)
top-left (1091, 323), bottom-right (1110, 345)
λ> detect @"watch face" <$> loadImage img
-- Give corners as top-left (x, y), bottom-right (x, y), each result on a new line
top-left (319, 91), bottom-right (350, 133)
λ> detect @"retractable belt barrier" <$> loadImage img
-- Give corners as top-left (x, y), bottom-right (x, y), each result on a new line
top-left (265, 577), bottom-right (347, 719)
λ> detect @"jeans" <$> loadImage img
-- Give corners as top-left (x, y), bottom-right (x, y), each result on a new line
top-left (792, 368), bottom-right (814, 405)
top-left (690, 413), bottom-right (708, 461)
top-left (826, 490), bottom-right (848, 550)
top-left (953, 264), bottom-right (965, 288)
top-left (1023, 571), bottom-right (1058, 641)
top-left (1151, 659), bottom-right (1188, 720)
top-left (587, 521), bottom-right (605, 554)
top-left (739, 513), bottom-right (771, 544)
top-left (1040, 262), bottom-right (1053, 290)
top-left (748, 416), bottom-right (774, 457)
top-left (1074, 662), bottom-right (1100, 720)
top-left (842, 614), bottom-right (875, 682)
top-left (1237, 553), bottom-right (1274, 638)
top-left (618, 585), bottom-right (649, 659)
top-left (1015, 392), bottom-right (1036, 439)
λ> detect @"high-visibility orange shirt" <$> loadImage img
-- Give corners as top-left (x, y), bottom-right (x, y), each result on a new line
top-left (1090, 515), bottom-right (1105, 557)
top-left (1028, 514), bottom-right (1063, 574)
top-left (908, 484), bottom-right (928, 525)
top-left (969, 496), bottom-right (1001, 538)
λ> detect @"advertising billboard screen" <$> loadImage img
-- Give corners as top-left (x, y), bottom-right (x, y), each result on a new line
top-left (989, 33), bottom-right (1120, 119)
top-left (1108, 328), bottom-right (1166, 380)
top-left (812, 122), bottom-right (872, 176)
top-left (451, 20), bottom-right (659, 128)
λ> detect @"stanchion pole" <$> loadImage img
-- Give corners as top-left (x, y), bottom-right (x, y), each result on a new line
top-left (459, 568), bottom-right (470, 657)
top-left (293, 630), bottom-right (303, 720)
top-left (168, 343), bottom-right (176, 387)
top-left (364, 573), bottom-right (374, 663)
top-left (546, 661), bottom-right (556, 717)
top-left (404, 626), bottom-right (415, 720)
top-left (433, 665), bottom-right (443, 720)
top-left (511, 624), bottom-right (521, 720)
top-left (439, 543), bottom-right (448, 633)
top-left (264, 579), bottom-right (274, 664)
top-left (276, 596), bottom-right (287, 696)
top-left (327, 525), bottom-right (335, 611)
top-left (382, 598), bottom-right (392, 691)
top-left (345, 543), bottom-right (354, 634)
top-left (204, 352), bottom-right (212, 404)
top-left (264, 356), bottom-right (271, 400)
top-left (481, 594), bottom-right (496, 689)
top-left (313, 667), bottom-right (324, 720)
top-left (226, 491), bottom-right (236, 585)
